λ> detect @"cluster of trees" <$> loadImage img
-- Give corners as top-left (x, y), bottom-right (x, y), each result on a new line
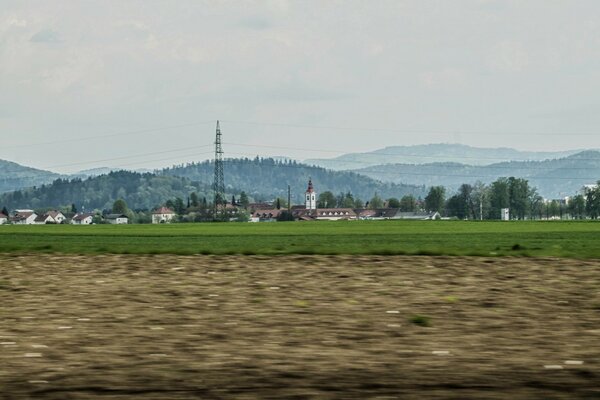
top-left (423, 178), bottom-right (600, 220)
top-left (0, 171), bottom-right (212, 211)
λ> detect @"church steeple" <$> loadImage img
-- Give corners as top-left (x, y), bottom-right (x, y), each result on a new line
top-left (305, 177), bottom-right (317, 210)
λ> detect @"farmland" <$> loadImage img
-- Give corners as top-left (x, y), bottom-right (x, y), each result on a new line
top-left (2, 222), bottom-right (600, 398)
top-left (1, 254), bottom-right (599, 399)
top-left (1, 220), bottom-right (600, 258)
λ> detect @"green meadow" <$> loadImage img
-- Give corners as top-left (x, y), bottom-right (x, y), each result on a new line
top-left (1, 220), bottom-right (600, 258)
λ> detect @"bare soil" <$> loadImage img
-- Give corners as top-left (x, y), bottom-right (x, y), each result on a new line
top-left (1, 254), bottom-right (599, 399)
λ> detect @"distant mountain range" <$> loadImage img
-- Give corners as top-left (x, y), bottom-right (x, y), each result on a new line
top-left (305, 143), bottom-right (584, 170)
top-left (353, 150), bottom-right (600, 198)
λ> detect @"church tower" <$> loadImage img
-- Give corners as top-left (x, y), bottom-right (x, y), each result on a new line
top-left (305, 178), bottom-right (317, 210)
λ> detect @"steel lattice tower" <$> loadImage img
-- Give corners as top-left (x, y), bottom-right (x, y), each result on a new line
top-left (213, 120), bottom-right (225, 216)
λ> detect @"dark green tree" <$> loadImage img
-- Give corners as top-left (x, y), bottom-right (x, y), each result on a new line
top-left (585, 183), bottom-right (600, 219)
top-left (318, 191), bottom-right (336, 208)
top-left (368, 193), bottom-right (384, 209)
top-left (386, 197), bottom-right (400, 208)
top-left (71, 203), bottom-right (77, 214)
top-left (174, 197), bottom-right (186, 215)
top-left (190, 192), bottom-right (199, 207)
top-left (424, 186), bottom-right (445, 213)
top-left (1, 206), bottom-right (8, 216)
top-left (568, 194), bottom-right (586, 219)
top-left (489, 178), bottom-right (510, 219)
top-left (508, 177), bottom-right (531, 220)
top-left (399, 195), bottom-right (417, 212)
top-left (112, 199), bottom-right (128, 214)
top-left (239, 191), bottom-right (249, 209)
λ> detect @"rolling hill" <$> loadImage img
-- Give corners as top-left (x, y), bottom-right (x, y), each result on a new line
top-left (353, 151), bottom-right (600, 198)
top-left (305, 143), bottom-right (584, 170)
top-left (0, 159), bottom-right (62, 193)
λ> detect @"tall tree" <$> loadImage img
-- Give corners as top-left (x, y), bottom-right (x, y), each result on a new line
top-left (174, 197), bottom-right (186, 215)
top-left (318, 191), bottom-right (336, 208)
top-left (386, 197), bottom-right (400, 208)
top-left (368, 193), bottom-right (384, 209)
top-left (1, 206), bottom-right (8, 216)
top-left (71, 203), bottom-right (77, 214)
top-left (425, 186), bottom-right (445, 213)
top-left (508, 177), bottom-right (530, 220)
top-left (190, 192), bottom-right (199, 207)
top-left (585, 182), bottom-right (600, 219)
top-left (489, 178), bottom-right (510, 219)
top-left (568, 194), bottom-right (586, 219)
top-left (399, 195), bottom-right (417, 212)
top-left (112, 199), bottom-right (128, 214)
top-left (239, 191), bottom-right (249, 209)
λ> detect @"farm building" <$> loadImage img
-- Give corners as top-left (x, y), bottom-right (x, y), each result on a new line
top-left (105, 214), bottom-right (129, 224)
top-left (152, 207), bottom-right (176, 224)
top-left (10, 210), bottom-right (37, 225)
top-left (72, 213), bottom-right (95, 225)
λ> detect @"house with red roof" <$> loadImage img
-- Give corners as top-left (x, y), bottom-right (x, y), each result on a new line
top-left (152, 207), bottom-right (176, 224)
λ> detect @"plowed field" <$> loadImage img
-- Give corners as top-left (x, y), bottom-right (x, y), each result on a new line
top-left (1, 254), bottom-right (599, 399)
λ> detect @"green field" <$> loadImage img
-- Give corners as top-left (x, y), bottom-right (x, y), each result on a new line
top-left (1, 220), bottom-right (600, 258)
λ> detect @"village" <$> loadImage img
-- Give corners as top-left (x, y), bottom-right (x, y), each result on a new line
top-left (0, 178), bottom-right (441, 225)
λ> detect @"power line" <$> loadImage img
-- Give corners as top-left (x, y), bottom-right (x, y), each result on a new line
top-left (222, 119), bottom-right (600, 137)
top-left (2, 121), bottom-right (215, 149)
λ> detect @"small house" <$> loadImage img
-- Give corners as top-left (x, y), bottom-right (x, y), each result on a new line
top-left (105, 214), bottom-right (128, 224)
top-left (152, 207), bottom-right (176, 224)
top-left (72, 213), bottom-right (95, 225)
top-left (10, 210), bottom-right (37, 225)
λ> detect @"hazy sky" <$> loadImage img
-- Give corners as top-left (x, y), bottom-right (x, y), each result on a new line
top-left (1, 0), bottom-right (600, 173)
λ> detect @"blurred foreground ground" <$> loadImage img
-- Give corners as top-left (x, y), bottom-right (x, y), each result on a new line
top-left (1, 254), bottom-right (599, 399)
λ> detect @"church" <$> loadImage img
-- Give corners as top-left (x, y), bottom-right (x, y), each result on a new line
top-left (291, 178), bottom-right (357, 221)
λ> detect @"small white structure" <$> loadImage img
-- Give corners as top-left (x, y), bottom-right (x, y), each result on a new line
top-left (501, 208), bottom-right (510, 221)
top-left (0, 213), bottom-right (7, 224)
top-left (152, 207), bottom-right (176, 224)
top-left (34, 210), bottom-right (66, 224)
top-left (305, 178), bottom-right (317, 210)
top-left (11, 210), bottom-right (37, 225)
top-left (105, 214), bottom-right (128, 224)
top-left (72, 213), bottom-right (95, 225)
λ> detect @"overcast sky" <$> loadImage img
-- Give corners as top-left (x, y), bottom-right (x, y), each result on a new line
top-left (1, 0), bottom-right (600, 173)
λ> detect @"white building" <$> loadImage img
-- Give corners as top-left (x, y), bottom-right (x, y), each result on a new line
top-left (152, 207), bottom-right (176, 224)
top-left (305, 178), bottom-right (317, 210)
top-left (11, 210), bottom-right (37, 225)
top-left (34, 210), bottom-right (66, 224)
top-left (72, 213), bottom-right (95, 225)
top-left (0, 213), bottom-right (7, 224)
top-left (501, 208), bottom-right (510, 221)
top-left (105, 214), bottom-right (128, 224)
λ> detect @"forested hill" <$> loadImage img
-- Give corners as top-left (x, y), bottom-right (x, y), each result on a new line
top-left (162, 157), bottom-right (426, 203)
top-left (0, 171), bottom-right (213, 211)
top-left (0, 159), bottom-right (61, 193)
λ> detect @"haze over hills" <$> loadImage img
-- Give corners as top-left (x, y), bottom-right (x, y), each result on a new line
top-left (305, 144), bottom-right (585, 170)
top-left (1, 143), bottom-right (599, 208)
top-left (354, 150), bottom-right (600, 198)
top-left (0, 160), bottom-right (62, 194)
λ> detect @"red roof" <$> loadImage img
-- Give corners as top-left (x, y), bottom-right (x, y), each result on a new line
top-left (152, 207), bottom-right (175, 215)
top-left (306, 178), bottom-right (314, 193)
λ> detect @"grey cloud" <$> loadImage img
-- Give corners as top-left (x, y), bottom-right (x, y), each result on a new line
top-left (238, 16), bottom-right (273, 30)
top-left (30, 29), bottom-right (60, 43)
